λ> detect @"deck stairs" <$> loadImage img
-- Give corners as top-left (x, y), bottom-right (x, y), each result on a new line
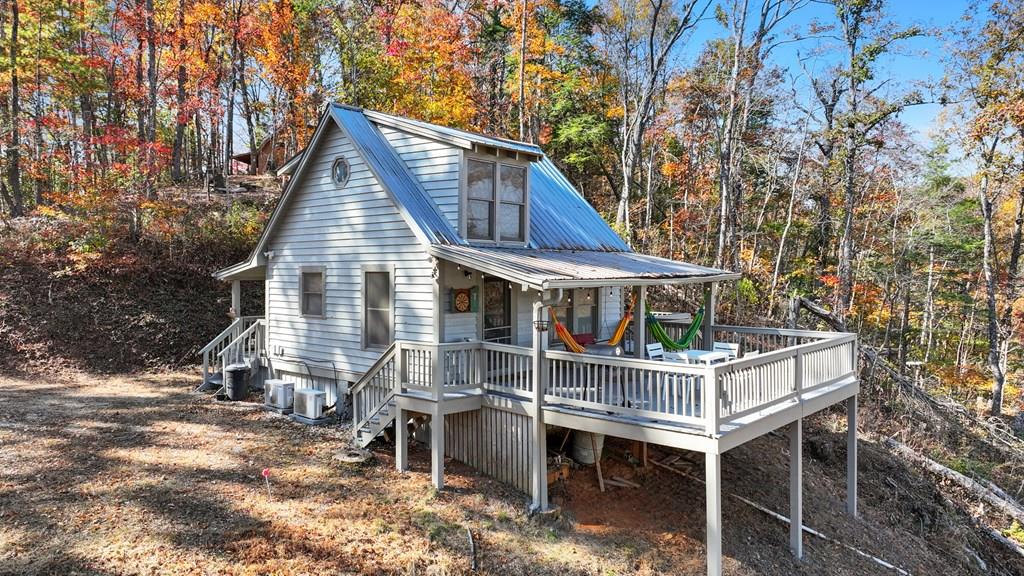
top-left (351, 342), bottom-right (399, 448)
top-left (199, 316), bottom-right (265, 391)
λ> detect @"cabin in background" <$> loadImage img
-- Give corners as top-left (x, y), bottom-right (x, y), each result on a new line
top-left (202, 103), bottom-right (860, 576)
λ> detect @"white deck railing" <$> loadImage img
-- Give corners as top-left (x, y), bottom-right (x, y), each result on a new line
top-left (356, 326), bottom-right (857, 439)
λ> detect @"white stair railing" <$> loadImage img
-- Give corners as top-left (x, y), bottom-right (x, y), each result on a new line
top-left (217, 320), bottom-right (266, 379)
top-left (351, 342), bottom-right (398, 445)
top-left (200, 316), bottom-right (262, 384)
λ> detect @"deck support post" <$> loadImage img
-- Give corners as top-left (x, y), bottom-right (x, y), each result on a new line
top-left (789, 418), bottom-right (803, 560)
top-left (635, 286), bottom-right (646, 358)
top-left (702, 282), bottom-right (716, 351)
top-left (431, 408), bottom-right (444, 490)
top-left (396, 406), bottom-right (408, 472)
top-left (705, 451), bottom-right (722, 576)
top-left (847, 395), bottom-right (858, 517)
top-left (231, 280), bottom-right (241, 317)
top-left (530, 301), bottom-right (549, 511)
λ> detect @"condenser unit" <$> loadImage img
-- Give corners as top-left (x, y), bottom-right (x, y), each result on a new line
top-left (290, 388), bottom-right (329, 425)
top-left (264, 379), bottom-right (294, 413)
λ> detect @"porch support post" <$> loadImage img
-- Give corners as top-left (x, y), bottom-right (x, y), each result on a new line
top-left (789, 418), bottom-right (803, 559)
top-left (847, 395), bottom-right (858, 517)
top-left (231, 280), bottom-right (241, 317)
top-left (702, 282), bottom-right (716, 351)
top-left (706, 451), bottom-right (722, 576)
top-left (431, 407), bottom-right (444, 490)
top-left (395, 342), bottom-right (408, 472)
top-left (396, 405), bottom-right (408, 472)
top-left (635, 286), bottom-right (646, 358)
top-left (530, 301), bottom-right (549, 510)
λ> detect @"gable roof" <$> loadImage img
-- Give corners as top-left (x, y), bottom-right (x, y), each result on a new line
top-left (331, 105), bottom-right (463, 246)
top-left (215, 103), bottom-right (736, 287)
top-left (363, 109), bottom-right (543, 159)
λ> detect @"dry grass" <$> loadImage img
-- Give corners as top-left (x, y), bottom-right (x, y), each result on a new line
top-left (1, 371), bottom-right (1022, 575)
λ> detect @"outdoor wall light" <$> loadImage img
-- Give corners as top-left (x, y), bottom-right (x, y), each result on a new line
top-left (534, 320), bottom-right (550, 332)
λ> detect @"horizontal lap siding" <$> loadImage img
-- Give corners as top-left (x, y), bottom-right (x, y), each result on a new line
top-left (444, 407), bottom-right (533, 496)
top-left (377, 125), bottom-right (461, 230)
top-left (514, 287), bottom-right (622, 345)
top-left (599, 287), bottom-right (623, 340)
top-left (272, 368), bottom-right (343, 407)
top-left (265, 122), bottom-right (435, 377)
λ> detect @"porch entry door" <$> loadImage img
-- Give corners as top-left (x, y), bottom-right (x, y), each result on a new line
top-left (482, 277), bottom-right (512, 344)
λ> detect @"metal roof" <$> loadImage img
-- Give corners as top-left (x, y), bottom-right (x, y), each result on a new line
top-left (429, 245), bottom-right (739, 290)
top-left (362, 108), bottom-right (543, 157)
top-left (331, 104), bottom-right (464, 246)
top-left (527, 157), bottom-right (630, 252)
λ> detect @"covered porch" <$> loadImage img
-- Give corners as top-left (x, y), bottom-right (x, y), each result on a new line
top-left (352, 246), bottom-right (859, 576)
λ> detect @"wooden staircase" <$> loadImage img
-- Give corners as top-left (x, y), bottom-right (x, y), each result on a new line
top-left (351, 342), bottom-right (399, 448)
top-left (199, 316), bottom-right (265, 390)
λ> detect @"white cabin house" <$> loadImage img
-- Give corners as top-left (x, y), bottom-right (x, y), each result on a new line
top-left (203, 103), bottom-right (860, 576)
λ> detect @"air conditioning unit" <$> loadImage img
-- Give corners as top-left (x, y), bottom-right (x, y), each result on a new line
top-left (294, 388), bottom-right (327, 421)
top-left (264, 379), bottom-right (294, 411)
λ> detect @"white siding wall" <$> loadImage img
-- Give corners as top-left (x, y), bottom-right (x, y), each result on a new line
top-left (599, 287), bottom-right (624, 340)
top-left (265, 122), bottom-right (435, 377)
top-left (441, 260), bottom-right (477, 342)
top-left (377, 125), bottom-right (461, 230)
top-left (515, 287), bottom-right (623, 347)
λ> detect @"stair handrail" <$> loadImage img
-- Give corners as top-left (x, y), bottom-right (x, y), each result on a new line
top-left (351, 341), bottom-right (399, 436)
top-left (350, 341), bottom-right (398, 397)
top-left (200, 316), bottom-right (261, 355)
top-left (217, 319), bottom-right (265, 368)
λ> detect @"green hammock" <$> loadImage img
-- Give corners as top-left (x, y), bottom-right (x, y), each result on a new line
top-left (645, 305), bottom-right (704, 352)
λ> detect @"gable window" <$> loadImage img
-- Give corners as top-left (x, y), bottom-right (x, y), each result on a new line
top-left (332, 157), bottom-right (350, 186)
top-left (466, 156), bottom-right (527, 243)
top-left (300, 269), bottom-right (324, 317)
top-left (363, 267), bottom-right (393, 348)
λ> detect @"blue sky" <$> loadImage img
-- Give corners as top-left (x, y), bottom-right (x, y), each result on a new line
top-left (679, 0), bottom-right (970, 146)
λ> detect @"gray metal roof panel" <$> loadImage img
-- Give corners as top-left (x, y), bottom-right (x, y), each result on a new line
top-left (331, 104), bottom-right (464, 246)
top-left (361, 108), bottom-right (543, 156)
top-left (430, 245), bottom-right (738, 289)
top-left (526, 157), bottom-right (631, 252)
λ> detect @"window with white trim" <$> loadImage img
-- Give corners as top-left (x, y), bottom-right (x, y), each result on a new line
top-left (466, 157), bottom-right (527, 243)
top-left (300, 270), bottom-right (324, 317)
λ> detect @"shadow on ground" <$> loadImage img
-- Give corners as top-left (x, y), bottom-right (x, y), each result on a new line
top-left (0, 371), bottom-right (1020, 575)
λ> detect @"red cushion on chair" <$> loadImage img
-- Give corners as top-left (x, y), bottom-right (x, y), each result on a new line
top-left (574, 333), bottom-right (596, 346)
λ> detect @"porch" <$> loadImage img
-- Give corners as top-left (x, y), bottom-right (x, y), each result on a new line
top-left (350, 319), bottom-right (859, 576)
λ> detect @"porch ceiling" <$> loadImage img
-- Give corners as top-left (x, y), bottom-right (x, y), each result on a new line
top-left (429, 245), bottom-right (740, 290)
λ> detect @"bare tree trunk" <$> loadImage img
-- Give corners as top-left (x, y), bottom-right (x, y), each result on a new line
top-left (171, 0), bottom-right (187, 182)
top-left (979, 170), bottom-right (1006, 415)
top-left (769, 119), bottom-right (809, 311)
top-left (7, 0), bottom-right (21, 217)
top-left (517, 0), bottom-right (527, 141)
top-left (144, 0), bottom-right (157, 199)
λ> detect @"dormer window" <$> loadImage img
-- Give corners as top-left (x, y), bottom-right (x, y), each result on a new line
top-left (466, 157), bottom-right (527, 243)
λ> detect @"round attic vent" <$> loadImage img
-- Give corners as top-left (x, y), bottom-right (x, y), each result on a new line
top-left (331, 157), bottom-right (350, 186)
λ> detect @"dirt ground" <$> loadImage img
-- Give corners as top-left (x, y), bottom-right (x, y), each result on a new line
top-left (1, 371), bottom-right (1022, 575)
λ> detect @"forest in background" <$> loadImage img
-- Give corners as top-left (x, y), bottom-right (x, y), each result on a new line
top-left (0, 0), bottom-right (1022, 421)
